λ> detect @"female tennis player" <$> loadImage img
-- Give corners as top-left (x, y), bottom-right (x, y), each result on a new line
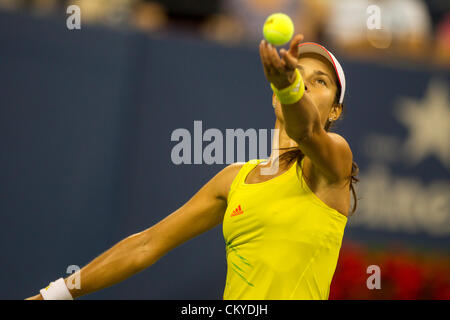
top-left (26, 33), bottom-right (358, 300)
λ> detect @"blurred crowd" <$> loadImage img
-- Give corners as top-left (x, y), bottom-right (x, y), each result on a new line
top-left (2, 0), bottom-right (449, 66)
top-left (330, 242), bottom-right (450, 300)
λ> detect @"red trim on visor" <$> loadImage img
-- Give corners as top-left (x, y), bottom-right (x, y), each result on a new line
top-left (297, 42), bottom-right (342, 91)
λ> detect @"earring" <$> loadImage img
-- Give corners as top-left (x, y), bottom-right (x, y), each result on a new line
top-left (328, 117), bottom-right (333, 122)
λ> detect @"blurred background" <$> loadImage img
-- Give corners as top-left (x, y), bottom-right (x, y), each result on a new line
top-left (0, 0), bottom-right (449, 299)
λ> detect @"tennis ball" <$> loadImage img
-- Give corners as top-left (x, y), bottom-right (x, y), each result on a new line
top-left (263, 13), bottom-right (294, 46)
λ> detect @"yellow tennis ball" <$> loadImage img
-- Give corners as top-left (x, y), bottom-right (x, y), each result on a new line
top-left (263, 13), bottom-right (294, 46)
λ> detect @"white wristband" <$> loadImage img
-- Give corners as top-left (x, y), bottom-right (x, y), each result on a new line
top-left (40, 278), bottom-right (73, 300)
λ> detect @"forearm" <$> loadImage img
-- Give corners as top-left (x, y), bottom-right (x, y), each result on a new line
top-left (64, 231), bottom-right (157, 299)
top-left (280, 93), bottom-right (320, 141)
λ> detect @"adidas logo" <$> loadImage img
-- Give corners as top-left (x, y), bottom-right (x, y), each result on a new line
top-left (230, 205), bottom-right (244, 217)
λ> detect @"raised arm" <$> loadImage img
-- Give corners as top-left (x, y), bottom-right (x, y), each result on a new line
top-left (26, 163), bottom-right (243, 300)
top-left (259, 35), bottom-right (352, 183)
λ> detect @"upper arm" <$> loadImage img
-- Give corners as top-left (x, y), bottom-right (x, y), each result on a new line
top-left (140, 163), bottom-right (243, 261)
top-left (296, 127), bottom-right (353, 183)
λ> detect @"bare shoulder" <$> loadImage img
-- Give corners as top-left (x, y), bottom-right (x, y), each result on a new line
top-left (224, 162), bottom-right (246, 172)
top-left (328, 132), bottom-right (353, 164)
top-left (305, 132), bottom-right (353, 184)
top-left (212, 162), bottom-right (245, 201)
top-left (328, 132), bottom-right (352, 150)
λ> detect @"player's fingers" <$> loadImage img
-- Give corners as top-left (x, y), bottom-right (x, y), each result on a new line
top-left (262, 40), bottom-right (278, 75)
top-left (260, 40), bottom-right (274, 75)
top-left (259, 40), bottom-right (266, 66)
top-left (288, 34), bottom-right (304, 58)
top-left (266, 42), bottom-right (283, 72)
top-left (259, 40), bottom-right (269, 72)
top-left (280, 49), bottom-right (297, 71)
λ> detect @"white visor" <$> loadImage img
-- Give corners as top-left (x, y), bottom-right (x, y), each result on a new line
top-left (297, 42), bottom-right (346, 104)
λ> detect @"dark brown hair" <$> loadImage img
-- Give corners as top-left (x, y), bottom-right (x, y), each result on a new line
top-left (276, 90), bottom-right (360, 215)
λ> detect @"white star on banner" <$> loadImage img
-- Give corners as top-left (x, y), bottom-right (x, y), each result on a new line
top-left (394, 80), bottom-right (450, 170)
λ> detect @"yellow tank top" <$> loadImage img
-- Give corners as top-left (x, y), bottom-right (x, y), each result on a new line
top-left (222, 158), bottom-right (347, 300)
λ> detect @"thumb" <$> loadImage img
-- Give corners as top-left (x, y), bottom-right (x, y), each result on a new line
top-left (288, 34), bottom-right (304, 58)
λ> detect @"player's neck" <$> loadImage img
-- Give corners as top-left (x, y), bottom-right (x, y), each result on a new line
top-left (266, 119), bottom-right (299, 167)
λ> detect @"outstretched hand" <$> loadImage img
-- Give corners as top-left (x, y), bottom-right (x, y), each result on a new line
top-left (259, 34), bottom-right (304, 90)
